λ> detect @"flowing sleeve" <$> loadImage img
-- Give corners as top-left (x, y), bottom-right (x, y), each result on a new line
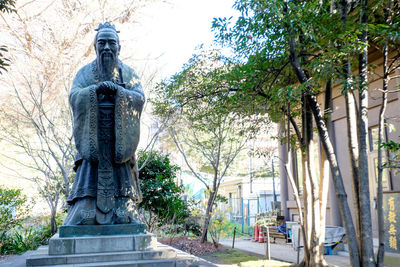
top-left (69, 65), bottom-right (99, 162)
top-left (114, 66), bottom-right (145, 164)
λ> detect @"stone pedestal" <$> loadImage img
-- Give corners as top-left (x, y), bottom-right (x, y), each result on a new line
top-left (59, 224), bottom-right (146, 237)
top-left (25, 225), bottom-right (216, 266)
top-left (49, 232), bottom-right (156, 255)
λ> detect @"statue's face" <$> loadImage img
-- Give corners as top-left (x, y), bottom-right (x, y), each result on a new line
top-left (94, 30), bottom-right (120, 62)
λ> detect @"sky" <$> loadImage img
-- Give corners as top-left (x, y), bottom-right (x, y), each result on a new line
top-left (126, 0), bottom-right (238, 80)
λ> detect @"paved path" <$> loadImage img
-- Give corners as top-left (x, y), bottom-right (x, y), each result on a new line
top-left (219, 238), bottom-right (351, 267)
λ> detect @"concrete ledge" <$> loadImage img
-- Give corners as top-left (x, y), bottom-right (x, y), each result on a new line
top-left (59, 224), bottom-right (146, 237)
top-left (49, 233), bottom-right (157, 255)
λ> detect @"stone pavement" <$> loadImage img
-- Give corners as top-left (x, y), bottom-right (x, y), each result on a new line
top-left (219, 238), bottom-right (351, 267)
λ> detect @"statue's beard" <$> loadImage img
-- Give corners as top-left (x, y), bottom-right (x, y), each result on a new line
top-left (98, 52), bottom-right (118, 81)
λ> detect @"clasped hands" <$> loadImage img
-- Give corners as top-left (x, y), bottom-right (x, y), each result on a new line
top-left (96, 81), bottom-right (119, 95)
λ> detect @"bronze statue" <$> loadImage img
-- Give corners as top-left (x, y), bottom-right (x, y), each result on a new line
top-left (64, 22), bottom-right (145, 225)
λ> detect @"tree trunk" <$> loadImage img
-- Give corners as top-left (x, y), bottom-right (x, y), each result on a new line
top-left (344, 69), bottom-right (362, 246)
top-left (339, 2), bottom-right (362, 244)
top-left (376, 44), bottom-right (388, 267)
top-left (63, 171), bottom-right (70, 200)
top-left (358, 1), bottom-right (375, 265)
top-left (307, 140), bottom-right (324, 266)
top-left (318, 80), bottom-right (332, 267)
top-left (301, 96), bottom-right (312, 266)
top-left (377, 3), bottom-right (391, 263)
top-left (284, 154), bottom-right (308, 265)
top-left (201, 190), bottom-right (216, 243)
top-left (286, 111), bottom-right (309, 265)
top-left (50, 209), bottom-right (57, 235)
top-left (318, 80), bottom-right (332, 265)
top-left (285, 157), bottom-right (304, 229)
top-left (308, 94), bottom-right (361, 267)
top-left (302, 97), bottom-right (324, 266)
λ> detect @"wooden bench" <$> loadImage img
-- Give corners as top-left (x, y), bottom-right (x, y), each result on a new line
top-left (264, 226), bottom-right (287, 243)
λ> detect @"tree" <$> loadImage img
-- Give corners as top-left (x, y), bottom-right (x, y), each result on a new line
top-left (152, 50), bottom-right (255, 243)
top-left (0, 77), bottom-right (74, 234)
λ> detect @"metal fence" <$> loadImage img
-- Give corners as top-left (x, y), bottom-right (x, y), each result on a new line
top-left (224, 196), bottom-right (280, 235)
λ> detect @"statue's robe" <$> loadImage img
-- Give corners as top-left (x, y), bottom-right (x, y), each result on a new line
top-left (65, 60), bottom-right (145, 225)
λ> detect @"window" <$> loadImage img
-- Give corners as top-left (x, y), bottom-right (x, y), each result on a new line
top-left (369, 126), bottom-right (380, 151)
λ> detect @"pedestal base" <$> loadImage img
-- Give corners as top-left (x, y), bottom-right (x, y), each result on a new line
top-left (26, 231), bottom-right (216, 266)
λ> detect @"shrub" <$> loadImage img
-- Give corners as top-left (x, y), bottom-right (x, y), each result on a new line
top-left (208, 197), bottom-right (230, 247)
top-left (138, 151), bottom-right (204, 238)
top-left (138, 151), bottom-right (187, 230)
top-left (184, 214), bottom-right (202, 236)
top-left (0, 186), bottom-right (29, 238)
top-left (0, 213), bottom-right (65, 255)
top-left (0, 188), bottom-right (65, 256)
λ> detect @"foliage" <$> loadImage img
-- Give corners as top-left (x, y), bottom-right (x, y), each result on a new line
top-left (0, 45), bottom-right (10, 74)
top-left (0, 0), bottom-right (15, 73)
top-left (210, 0), bottom-right (400, 128)
top-left (153, 48), bottom-right (267, 136)
top-left (1, 227), bottom-right (48, 255)
top-left (183, 213), bottom-right (202, 237)
top-left (0, 186), bottom-right (29, 238)
top-left (194, 191), bottom-right (230, 246)
top-left (138, 150), bottom-right (188, 231)
top-left (152, 49), bottom-right (261, 179)
top-left (380, 136), bottom-right (400, 172)
top-left (0, 213), bottom-right (64, 255)
top-left (213, 0), bottom-right (340, 121)
top-left (208, 211), bottom-right (227, 247)
top-left (0, 186), bottom-right (65, 255)
top-left (0, 0), bottom-right (15, 13)
top-left (157, 199), bottom-right (202, 244)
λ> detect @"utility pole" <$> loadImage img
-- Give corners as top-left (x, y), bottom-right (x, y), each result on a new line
top-left (272, 158), bottom-right (277, 204)
top-left (249, 141), bottom-right (254, 194)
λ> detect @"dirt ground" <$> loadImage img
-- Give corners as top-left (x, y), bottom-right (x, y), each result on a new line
top-left (159, 236), bottom-right (230, 264)
top-left (158, 236), bottom-right (294, 266)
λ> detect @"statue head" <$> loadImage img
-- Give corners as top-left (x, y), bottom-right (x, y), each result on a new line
top-left (94, 22), bottom-right (121, 81)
